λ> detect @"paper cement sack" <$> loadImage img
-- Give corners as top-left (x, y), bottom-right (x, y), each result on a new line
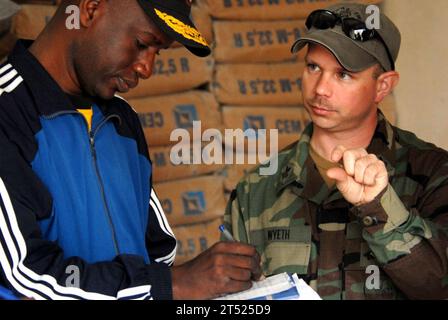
top-left (221, 105), bottom-right (310, 151)
top-left (149, 144), bottom-right (225, 183)
top-left (206, 0), bottom-right (382, 21)
top-left (12, 4), bottom-right (56, 40)
top-left (212, 62), bottom-right (305, 105)
top-left (154, 176), bottom-right (226, 227)
top-left (129, 90), bottom-right (222, 147)
top-left (173, 217), bottom-right (223, 265)
top-left (191, 1), bottom-right (213, 47)
top-left (122, 47), bottom-right (213, 99)
top-left (214, 20), bottom-right (307, 63)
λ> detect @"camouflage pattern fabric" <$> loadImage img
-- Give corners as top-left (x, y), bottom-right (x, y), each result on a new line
top-left (224, 111), bottom-right (448, 300)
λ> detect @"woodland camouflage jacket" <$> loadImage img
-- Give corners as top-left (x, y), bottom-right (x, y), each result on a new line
top-left (224, 112), bottom-right (448, 300)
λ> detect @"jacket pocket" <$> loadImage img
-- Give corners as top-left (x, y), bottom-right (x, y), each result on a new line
top-left (264, 242), bottom-right (311, 275)
top-left (251, 223), bottom-right (312, 275)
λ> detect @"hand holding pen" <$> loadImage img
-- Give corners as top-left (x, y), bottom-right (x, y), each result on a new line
top-left (219, 224), bottom-right (235, 242)
top-left (170, 224), bottom-right (262, 299)
top-left (219, 224), bottom-right (266, 281)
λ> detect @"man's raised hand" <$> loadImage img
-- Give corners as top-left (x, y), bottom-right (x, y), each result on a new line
top-left (326, 145), bottom-right (388, 206)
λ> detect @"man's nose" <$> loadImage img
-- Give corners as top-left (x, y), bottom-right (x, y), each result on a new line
top-left (134, 49), bottom-right (158, 80)
top-left (315, 73), bottom-right (332, 97)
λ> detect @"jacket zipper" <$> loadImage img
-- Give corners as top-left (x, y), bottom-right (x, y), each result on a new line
top-left (44, 111), bottom-right (122, 256)
top-left (89, 116), bottom-right (121, 255)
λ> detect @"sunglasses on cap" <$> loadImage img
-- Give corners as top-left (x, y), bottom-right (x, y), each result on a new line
top-left (305, 9), bottom-right (395, 71)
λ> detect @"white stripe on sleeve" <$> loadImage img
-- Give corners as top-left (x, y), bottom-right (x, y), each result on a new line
top-left (0, 177), bottom-right (154, 300)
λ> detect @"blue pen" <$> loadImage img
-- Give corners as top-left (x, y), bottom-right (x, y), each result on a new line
top-left (219, 224), bottom-right (235, 242)
top-left (0, 285), bottom-right (20, 300)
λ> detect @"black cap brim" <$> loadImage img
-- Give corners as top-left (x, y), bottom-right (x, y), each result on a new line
top-left (137, 0), bottom-right (211, 57)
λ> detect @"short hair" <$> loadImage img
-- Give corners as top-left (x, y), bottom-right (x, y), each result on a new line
top-left (372, 64), bottom-right (386, 79)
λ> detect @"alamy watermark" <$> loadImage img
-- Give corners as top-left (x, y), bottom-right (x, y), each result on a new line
top-left (170, 121), bottom-right (279, 175)
top-left (65, 5), bottom-right (80, 30)
top-left (63, 4), bottom-right (382, 30)
top-left (365, 5), bottom-right (381, 30)
top-left (65, 263), bottom-right (382, 291)
top-left (65, 265), bottom-right (80, 288)
top-left (365, 265), bottom-right (381, 290)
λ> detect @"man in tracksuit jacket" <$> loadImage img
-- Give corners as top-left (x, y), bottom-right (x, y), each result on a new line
top-left (0, 0), bottom-right (261, 300)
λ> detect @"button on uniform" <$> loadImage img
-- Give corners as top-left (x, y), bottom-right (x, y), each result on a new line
top-left (362, 216), bottom-right (377, 227)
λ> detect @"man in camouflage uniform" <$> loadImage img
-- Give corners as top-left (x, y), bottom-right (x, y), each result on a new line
top-left (223, 3), bottom-right (448, 299)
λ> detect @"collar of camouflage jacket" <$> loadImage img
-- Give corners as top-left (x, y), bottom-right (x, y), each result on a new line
top-left (274, 110), bottom-right (398, 201)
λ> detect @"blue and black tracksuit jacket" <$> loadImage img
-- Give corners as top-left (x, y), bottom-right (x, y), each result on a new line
top-left (0, 40), bottom-right (177, 300)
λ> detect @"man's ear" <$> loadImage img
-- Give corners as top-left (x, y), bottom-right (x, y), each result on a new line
top-left (78, 0), bottom-right (101, 28)
top-left (375, 71), bottom-right (400, 104)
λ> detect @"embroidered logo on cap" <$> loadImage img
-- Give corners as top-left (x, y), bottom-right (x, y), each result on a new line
top-left (154, 8), bottom-right (208, 46)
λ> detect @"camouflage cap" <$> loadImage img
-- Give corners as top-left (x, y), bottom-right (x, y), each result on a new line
top-left (291, 3), bottom-right (401, 72)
